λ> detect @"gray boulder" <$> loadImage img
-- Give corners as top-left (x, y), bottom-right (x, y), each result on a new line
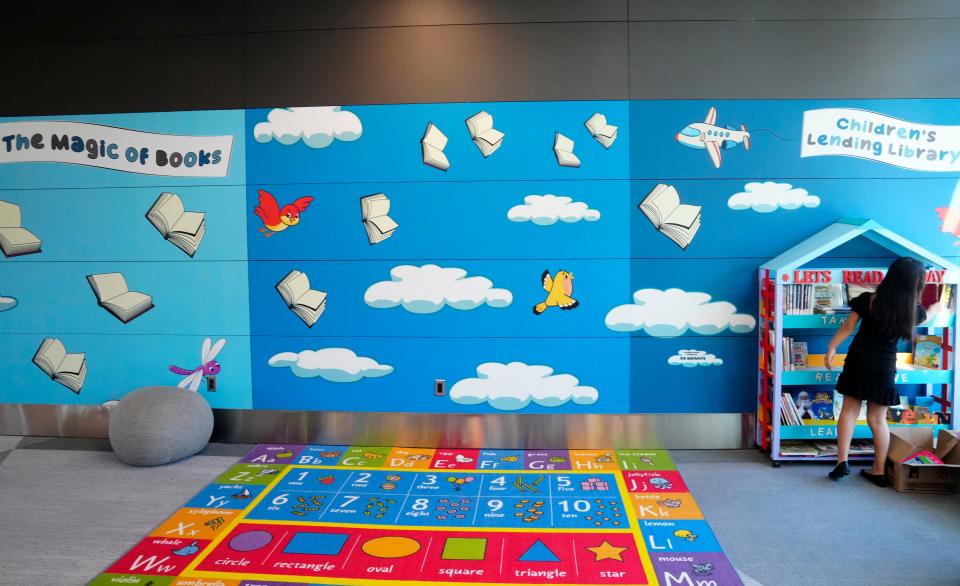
top-left (109, 386), bottom-right (213, 466)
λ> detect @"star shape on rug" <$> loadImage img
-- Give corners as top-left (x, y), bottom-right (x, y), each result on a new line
top-left (586, 540), bottom-right (626, 562)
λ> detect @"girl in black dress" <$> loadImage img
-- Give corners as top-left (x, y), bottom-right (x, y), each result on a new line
top-left (824, 257), bottom-right (929, 486)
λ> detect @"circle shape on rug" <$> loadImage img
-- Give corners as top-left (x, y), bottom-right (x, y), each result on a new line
top-left (229, 530), bottom-right (273, 552)
top-left (362, 536), bottom-right (422, 559)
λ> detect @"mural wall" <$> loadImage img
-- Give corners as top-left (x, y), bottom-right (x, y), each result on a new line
top-left (2, 100), bottom-right (959, 414)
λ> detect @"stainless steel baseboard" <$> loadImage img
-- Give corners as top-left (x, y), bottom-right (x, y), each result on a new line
top-left (0, 404), bottom-right (755, 449)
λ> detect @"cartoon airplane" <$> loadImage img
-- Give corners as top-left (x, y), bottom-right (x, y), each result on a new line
top-left (675, 107), bottom-right (750, 168)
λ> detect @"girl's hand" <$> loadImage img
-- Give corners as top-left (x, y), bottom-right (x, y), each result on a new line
top-left (824, 349), bottom-right (835, 370)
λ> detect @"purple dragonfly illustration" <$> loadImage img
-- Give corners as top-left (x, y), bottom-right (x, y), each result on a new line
top-left (168, 338), bottom-right (226, 391)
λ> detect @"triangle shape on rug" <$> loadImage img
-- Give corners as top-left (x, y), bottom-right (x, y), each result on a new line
top-left (519, 539), bottom-right (560, 562)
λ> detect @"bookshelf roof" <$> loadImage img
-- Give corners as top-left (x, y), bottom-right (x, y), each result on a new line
top-left (761, 218), bottom-right (960, 275)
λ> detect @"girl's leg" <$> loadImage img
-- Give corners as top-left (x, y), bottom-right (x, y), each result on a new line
top-left (836, 395), bottom-right (861, 464)
top-left (866, 401), bottom-right (890, 475)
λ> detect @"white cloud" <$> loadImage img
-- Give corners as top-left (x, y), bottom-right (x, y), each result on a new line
top-left (268, 348), bottom-right (393, 383)
top-left (507, 194), bottom-right (601, 225)
top-left (364, 264), bottom-right (512, 314)
top-left (727, 181), bottom-right (820, 213)
top-left (253, 107), bottom-right (362, 149)
top-left (0, 296), bottom-right (16, 312)
top-left (449, 361), bottom-right (598, 411)
top-left (668, 349), bottom-right (724, 368)
top-left (605, 288), bottom-right (755, 337)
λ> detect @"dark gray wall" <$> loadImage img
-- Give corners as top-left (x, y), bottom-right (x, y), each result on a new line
top-left (2, 1), bottom-right (959, 115)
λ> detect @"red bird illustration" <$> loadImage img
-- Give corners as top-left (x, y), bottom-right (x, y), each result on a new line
top-left (935, 207), bottom-right (960, 245)
top-left (254, 190), bottom-right (314, 237)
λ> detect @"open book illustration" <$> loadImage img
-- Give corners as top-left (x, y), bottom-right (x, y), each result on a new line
top-left (146, 192), bottom-right (206, 257)
top-left (553, 133), bottom-right (581, 167)
top-left (421, 122), bottom-right (450, 171)
top-left (584, 113), bottom-right (618, 148)
top-left (360, 193), bottom-right (398, 245)
top-left (33, 337), bottom-right (87, 394)
top-left (87, 272), bottom-right (155, 323)
top-left (0, 200), bottom-right (42, 257)
top-left (465, 111), bottom-right (504, 157)
top-left (639, 184), bottom-right (702, 250)
top-left (276, 270), bottom-right (327, 327)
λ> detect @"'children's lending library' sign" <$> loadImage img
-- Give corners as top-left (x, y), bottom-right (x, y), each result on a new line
top-left (801, 108), bottom-right (960, 172)
top-left (0, 121), bottom-right (233, 177)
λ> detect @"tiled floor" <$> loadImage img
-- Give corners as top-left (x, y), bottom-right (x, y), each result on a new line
top-left (0, 436), bottom-right (958, 585)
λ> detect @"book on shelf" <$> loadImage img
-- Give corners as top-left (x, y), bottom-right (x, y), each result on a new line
top-left (812, 441), bottom-right (839, 457)
top-left (913, 335), bottom-right (942, 369)
top-left (782, 337), bottom-right (791, 370)
top-left (813, 283), bottom-right (847, 311)
top-left (779, 441), bottom-right (820, 457)
top-left (781, 392), bottom-right (803, 426)
top-left (360, 193), bottom-right (398, 245)
top-left (276, 270), bottom-right (326, 327)
top-left (638, 184), bottom-right (702, 250)
top-left (780, 337), bottom-right (809, 371)
top-left (146, 192), bottom-right (206, 257)
top-left (584, 113), bottom-right (618, 148)
top-left (553, 132), bottom-right (581, 167)
top-left (791, 341), bottom-right (808, 369)
top-left (0, 200), bottom-right (42, 257)
top-left (32, 338), bottom-right (87, 394)
top-left (782, 283), bottom-right (853, 315)
top-left (849, 439), bottom-right (875, 455)
top-left (86, 272), bottom-right (154, 324)
top-left (465, 111), bottom-right (503, 157)
top-left (809, 391), bottom-right (834, 420)
top-left (421, 122), bottom-right (450, 171)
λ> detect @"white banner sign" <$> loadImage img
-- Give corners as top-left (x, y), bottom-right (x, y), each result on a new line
top-left (0, 121), bottom-right (233, 177)
top-left (800, 108), bottom-right (960, 172)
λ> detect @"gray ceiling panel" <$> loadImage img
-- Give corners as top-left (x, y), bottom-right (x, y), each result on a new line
top-left (245, 23), bottom-right (629, 106)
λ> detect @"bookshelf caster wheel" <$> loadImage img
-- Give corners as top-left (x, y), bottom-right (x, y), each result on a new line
top-left (772, 461), bottom-right (781, 468)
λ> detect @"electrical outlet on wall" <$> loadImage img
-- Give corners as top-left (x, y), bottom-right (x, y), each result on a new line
top-left (435, 379), bottom-right (445, 396)
top-left (206, 376), bottom-right (217, 392)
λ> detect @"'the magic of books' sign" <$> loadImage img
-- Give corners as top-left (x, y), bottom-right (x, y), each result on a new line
top-left (0, 121), bottom-right (233, 177)
top-left (801, 108), bottom-right (960, 172)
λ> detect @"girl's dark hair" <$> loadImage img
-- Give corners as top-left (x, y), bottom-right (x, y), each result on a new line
top-left (873, 257), bottom-right (925, 340)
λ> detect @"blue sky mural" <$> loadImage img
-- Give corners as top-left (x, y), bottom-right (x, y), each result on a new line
top-left (1, 99), bottom-right (959, 413)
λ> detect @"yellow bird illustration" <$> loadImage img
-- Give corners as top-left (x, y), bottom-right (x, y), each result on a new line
top-left (533, 270), bottom-right (579, 315)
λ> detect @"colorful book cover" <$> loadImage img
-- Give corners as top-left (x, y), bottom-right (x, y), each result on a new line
top-left (913, 335), bottom-right (942, 369)
top-left (901, 449), bottom-right (943, 465)
top-left (791, 341), bottom-right (808, 368)
top-left (808, 392), bottom-right (834, 420)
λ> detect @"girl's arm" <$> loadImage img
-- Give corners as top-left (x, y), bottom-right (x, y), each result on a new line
top-left (824, 312), bottom-right (860, 370)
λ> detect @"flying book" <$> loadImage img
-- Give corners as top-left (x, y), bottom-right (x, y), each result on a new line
top-left (465, 111), bottom-right (504, 157)
top-left (86, 272), bottom-right (154, 324)
top-left (553, 133), bottom-right (581, 167)
top-left (0, 200), bottom-right (42, 257)
top-left (145, 192), bottom-right (206, 257)
top-left (33, 338), bottom-right (87, 394)
top-left (638, 184), bottom-right (702, 249)
top-left (276, 270), bottom-right (327, 327)
top-left (360, 193), bottom-right (398, 245)
top-left (421, 123), bottom-right (450, 171)
top-left (584, 113), bottom-right (618, 148)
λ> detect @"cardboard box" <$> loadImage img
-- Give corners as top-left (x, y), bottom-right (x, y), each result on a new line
top-left (886, 427), bottom-right (960, 493)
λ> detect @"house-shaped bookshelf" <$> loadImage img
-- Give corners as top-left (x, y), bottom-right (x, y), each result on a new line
top-left (758, 218), bottom-right (960, 463)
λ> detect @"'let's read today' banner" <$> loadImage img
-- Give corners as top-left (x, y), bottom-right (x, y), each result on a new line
top-left (802, 108), bottom-right (960, 172)
top-left (0, 121), bottom-right (233, 177)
